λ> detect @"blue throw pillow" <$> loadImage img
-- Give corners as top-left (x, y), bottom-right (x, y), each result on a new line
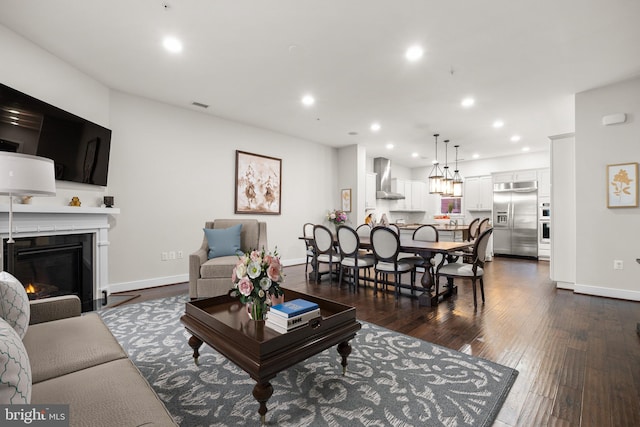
top-left (203, 224), bottom-right (243, 259)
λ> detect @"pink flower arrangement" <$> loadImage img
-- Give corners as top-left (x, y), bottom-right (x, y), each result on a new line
top-left (327, 209), bottom-right (348, 225)
top-left (231, 248), bottom-right (284, 311)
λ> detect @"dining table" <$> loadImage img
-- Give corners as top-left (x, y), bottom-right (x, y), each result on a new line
top-left (302, 234), bottom-right (472, 307)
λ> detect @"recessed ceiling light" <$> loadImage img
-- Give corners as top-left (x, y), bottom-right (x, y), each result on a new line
top-left (522, 146), bottom-right (530, 152)
top-left (386, 143), bottom-right (394, 150)
top-left (472, 153), bottom-right (480, 159)
top-left (162, 36), bottom-right (183, 53)
top-left (301, 95), bottom-right (315, 106)
top-left (411, 152), bottom-right (419, 158)
top-left (510, 135), bottom-right (521, 142)
top-left (370, 122), bottom-right (381, 132)
top-left (492, 120), bottom-right (504, 128)
top-left (461, 97), bottom-right (475, 108)
top-left (405, 45), bottom-right (424, 62)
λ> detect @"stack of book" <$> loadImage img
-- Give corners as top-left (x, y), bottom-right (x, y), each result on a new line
top-left (265, 298), bottom-right (320, 333)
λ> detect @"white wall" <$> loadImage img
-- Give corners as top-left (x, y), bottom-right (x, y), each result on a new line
top-left (574, 76), bottom-right (640, 300)
top-left (1, 24), bottom-right (338, 293)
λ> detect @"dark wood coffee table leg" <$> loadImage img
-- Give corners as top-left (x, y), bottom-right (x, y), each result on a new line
top-left (188, 335), bottom-right (203, 365)
top-left (252, 381), bottom-right (274, 425)
top-left (337, 341), bottom-right (352, 375)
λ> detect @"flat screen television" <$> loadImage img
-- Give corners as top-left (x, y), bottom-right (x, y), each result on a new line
top-left (0, 82), bottom-right (112, 186)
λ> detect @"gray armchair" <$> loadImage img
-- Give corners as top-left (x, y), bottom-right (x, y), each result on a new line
top-left (189, 219), bottom-right (268, 299)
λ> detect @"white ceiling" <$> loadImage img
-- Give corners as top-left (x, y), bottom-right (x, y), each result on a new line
top-left (1, 0), bottom-right (639, 167)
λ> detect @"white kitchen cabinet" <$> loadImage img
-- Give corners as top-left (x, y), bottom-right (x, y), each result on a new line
top-left (513, 170), bottom-right (537, 182)
top-left (389, 179), bottom-right (426, 212)
top-left (391, 179), bottom-right (408, 210)
top-left (365, 173), bottom-right (377, 209)
top-left (537, 168), bottom-right (550, 198)
top-left (464, 176), bottom-right (493, 211)
top-left (411, 180), bottom-right (426, 211)
top-left (493, 170), bottom-right (538, 184)
top-left (492, 173), bottom-right (513, 184)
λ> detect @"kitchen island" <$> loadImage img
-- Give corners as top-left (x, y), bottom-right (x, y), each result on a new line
top-left (396, 223), bottom-right (469, 242)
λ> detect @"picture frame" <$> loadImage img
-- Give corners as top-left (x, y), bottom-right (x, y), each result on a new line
top-left (235, 150), bottom-right (282, 214)
top-left (607, 162), bottom-right (638, 208)
top-left (341, 188), bottom-right (352, 212)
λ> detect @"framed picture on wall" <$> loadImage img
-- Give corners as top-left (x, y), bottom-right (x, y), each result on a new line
top-left (235, 150), bottom-right (282, 214)
top-left (341, 188), bottom-right (352, 212)
top-left (607, 162), bottom-right (638, 208)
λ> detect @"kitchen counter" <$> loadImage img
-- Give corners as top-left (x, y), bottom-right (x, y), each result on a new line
top-left (396, 223), bottom-right (469, 241)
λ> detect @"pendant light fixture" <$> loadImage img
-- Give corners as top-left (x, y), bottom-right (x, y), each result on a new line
top-left (452, 144), bottom-right (464, 197)
top-left (442, 139), bottom-right (454, 196)
top-left (428, 134), bottom-right (444, 194)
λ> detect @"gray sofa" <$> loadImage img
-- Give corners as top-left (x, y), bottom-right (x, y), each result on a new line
top-left (24, 295), bottom-right (176, 426)
top-left (189, 219), bottom-right (268, 299)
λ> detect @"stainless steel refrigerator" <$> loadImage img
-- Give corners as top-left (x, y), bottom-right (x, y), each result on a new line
top-left (493, 181), bottom-right (538, 257)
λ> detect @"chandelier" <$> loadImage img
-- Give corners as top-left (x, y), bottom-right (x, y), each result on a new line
top-left (428, 134), bottom-right (444, 194)
top-left (441, 139), bottom-right (454, 196)
top-left (452, 144), bottom-right (463, 197)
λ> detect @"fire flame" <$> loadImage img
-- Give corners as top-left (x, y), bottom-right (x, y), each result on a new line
top-left (25, 284), bottom-right (36, 294)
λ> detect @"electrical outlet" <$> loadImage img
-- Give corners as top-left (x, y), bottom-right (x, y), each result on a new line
top-left (169, 251), bottom-right (176, 260)
top-left (161, 252), bottom-right (168, 261)
top-left (177, 251), bottom-right (184, 259)
top-left (613, 260), bottom-right (623, 270)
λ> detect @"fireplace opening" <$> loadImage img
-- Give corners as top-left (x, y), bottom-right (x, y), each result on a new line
top-left (3, 234), bottom-right (94, 312)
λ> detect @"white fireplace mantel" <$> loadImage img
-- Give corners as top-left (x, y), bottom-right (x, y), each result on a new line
top-left (0, 204), bottom-right (120, 300)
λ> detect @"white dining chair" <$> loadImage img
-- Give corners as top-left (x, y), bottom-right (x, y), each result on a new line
top-left (337, 225), bottom-right (374, 290)
top-left (436, 227), bottom-right (493, 308)
top-left (312, 224), bottom-right (341, 283)
top-left (370, 226), bottom-right (414, 299)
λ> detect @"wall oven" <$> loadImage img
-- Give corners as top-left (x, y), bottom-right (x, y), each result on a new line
top-left (539, 219), bottom-right (550, 243)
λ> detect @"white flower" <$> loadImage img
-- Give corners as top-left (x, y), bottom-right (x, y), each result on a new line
top-left (258, 289), bottom-right (265, 298)
top-left (247, 261), bottom-right (262, 279)
top-left (260, 276), bottom-right (272, 291)
top-left (235, 263), bottom-right (247, 279)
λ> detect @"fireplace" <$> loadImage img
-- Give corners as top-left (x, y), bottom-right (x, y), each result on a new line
top-left (3, 234), bottom-right (94, 312)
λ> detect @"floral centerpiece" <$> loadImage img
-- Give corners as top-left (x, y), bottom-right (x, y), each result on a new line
top-left (230, 248), bottom-right (284, 321)
top-left (327, 209), bottom-right (348, 225)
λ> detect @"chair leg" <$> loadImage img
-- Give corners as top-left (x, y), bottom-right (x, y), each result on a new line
top-left (479, 277), bottom-right (485, 303)
top-left (354, 268), bottom-right (359, 291)
top-left (338, 264), bottom-right (344, 285)
top-left (373, 271), bottom-right (378, 297)
top-left (395, 273), bottom-right (400, 300)
top-left (471, 278), bottom-right (478, 307)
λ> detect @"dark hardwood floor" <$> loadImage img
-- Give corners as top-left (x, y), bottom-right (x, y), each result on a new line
top-left (113, 257), bottom-right (640, 426)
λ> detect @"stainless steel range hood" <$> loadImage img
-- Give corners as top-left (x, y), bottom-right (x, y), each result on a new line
top-left (373, 157), bottom-right (405, 200)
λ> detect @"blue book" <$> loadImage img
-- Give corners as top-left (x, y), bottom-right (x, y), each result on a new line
top-left (269, 299), bottom-right (319, 318)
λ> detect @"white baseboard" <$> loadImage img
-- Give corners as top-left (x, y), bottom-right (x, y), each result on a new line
top-left (283, 257), bottom-right (306, 267)
top-left (573, 283), bottom-right (640, 302)
top-left (556, 281), bottom-right (575, 290)
top-left (107, 274), bottom-right (188, 294)
top-left (105, 259), bottom-right (306, 295)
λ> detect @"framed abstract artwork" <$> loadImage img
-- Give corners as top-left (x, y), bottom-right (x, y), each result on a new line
top-left (607, 162), bottom-right (638, 208)
top-left (235, 150), bottom-right (282, 214)
top-left (341, 188), bottom-right (352, 212)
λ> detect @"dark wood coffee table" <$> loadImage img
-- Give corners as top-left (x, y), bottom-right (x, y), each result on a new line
top-left (180, 289), bottom-right (361, 424)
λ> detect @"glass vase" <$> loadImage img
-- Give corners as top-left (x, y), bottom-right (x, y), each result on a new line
top-left (248, 300), bottom-right (267, 321)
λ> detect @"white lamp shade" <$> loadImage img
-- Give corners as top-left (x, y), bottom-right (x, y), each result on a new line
top-left (0, 152), bottom-right (56, 196)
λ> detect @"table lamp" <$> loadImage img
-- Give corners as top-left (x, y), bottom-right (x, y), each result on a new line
top-left (0, 152), bottom-right (56, 273)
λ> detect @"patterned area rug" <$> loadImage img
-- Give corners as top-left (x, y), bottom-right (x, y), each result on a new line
top-left (100, 295), bottom-right (517, 426)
